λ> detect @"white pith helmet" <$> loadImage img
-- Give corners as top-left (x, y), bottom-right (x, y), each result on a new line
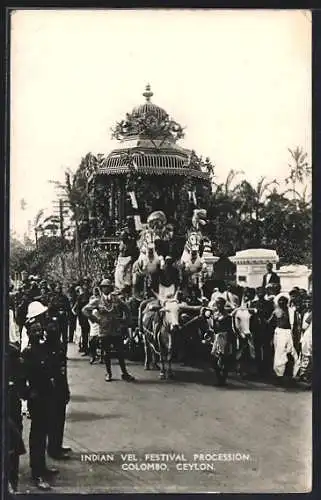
top-left (26, 301), bottom-right (48, 319)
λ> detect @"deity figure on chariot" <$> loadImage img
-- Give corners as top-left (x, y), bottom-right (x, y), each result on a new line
top-left (139, 211), bottom-right (175, 262)
top-left (132, 211), bottom-right (176, 299)
top-left (114, 206), bottom-right (210, 302)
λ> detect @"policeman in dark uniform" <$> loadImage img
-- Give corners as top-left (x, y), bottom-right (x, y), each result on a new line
top-left (8, 341), bottom-right (26, 492)
top-left (21, 302), bottom-right (59, 491)
top-left (48, 283), bottom-right (72, 356)
top-left (45, 316), bottom-right (71, 460)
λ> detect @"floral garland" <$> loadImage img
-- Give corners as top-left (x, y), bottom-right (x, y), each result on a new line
top-left (111, 110), bottom-right (185, 145)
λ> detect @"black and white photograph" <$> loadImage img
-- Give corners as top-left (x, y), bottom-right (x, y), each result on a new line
top-left (8, 9), bottom-right (312, 494)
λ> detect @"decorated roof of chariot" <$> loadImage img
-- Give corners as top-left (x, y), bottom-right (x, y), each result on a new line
top-left (93, 85), bottom-right (210, 181)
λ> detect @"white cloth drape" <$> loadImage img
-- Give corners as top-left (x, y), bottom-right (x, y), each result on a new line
top-left (9, 309), bottom-right (20, 344)
top-left (273, 327), bottom-right (300, 377)
top-left (73, 318), bottom-right (82, 345)
top-left (21, 326), bottom-right (29, 351)
top-left (301, 321), bottom-right (312, 357)
top-left (302, 312), bottom-right (312, 332)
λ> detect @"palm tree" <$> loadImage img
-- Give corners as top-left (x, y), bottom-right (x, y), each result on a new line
top-left (48, 154), bottom-right (100, 277)
top-left (286, 147), bottom-right (311, 201)
top-left (33, 209), bottom-right (44, 247)
top-left (215, 169), bottom-right (245, 196)
top-left (236, 176), bottom-right (278, 217)
top-left (207, 170), bottom-right (244, 254)
top-left (236, 176), bottom-right (279, 245)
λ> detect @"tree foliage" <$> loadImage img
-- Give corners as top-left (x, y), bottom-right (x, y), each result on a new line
top-left (10, 146), bottom-right (311, 278)
top-left (10, 235), bottom-right (35, 275)
top-left (285, 147), bottom-right (311, 201)
top-left (206, 155), bottom-right (311, 266)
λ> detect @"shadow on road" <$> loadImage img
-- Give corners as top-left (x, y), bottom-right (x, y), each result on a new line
top-left (130, 369), bottom-right (216, 387)
top-left (134, 379), bottom-right (177, 386)
top-left (67, 411), bottom-right (124, 423)
top-left (71, 394), bottom-right (112, 403)
top-left (134, 369), bottom-right (306, 393)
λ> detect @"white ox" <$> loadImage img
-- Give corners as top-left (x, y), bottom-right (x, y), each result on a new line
top-left (140, 291), bottom-right (181, 379)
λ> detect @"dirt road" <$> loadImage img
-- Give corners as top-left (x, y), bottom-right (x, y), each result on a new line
top-left (18, 344), bottom-right (312, 493)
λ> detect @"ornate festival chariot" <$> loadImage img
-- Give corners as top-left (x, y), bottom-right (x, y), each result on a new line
top-left (78, 88), bottom-right (265, 382)
top-left (82, 85), bottom-right (213, 280)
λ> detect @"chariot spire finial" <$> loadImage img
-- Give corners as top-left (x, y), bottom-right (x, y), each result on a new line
top-left (143, 84), bottom-right (153, 102)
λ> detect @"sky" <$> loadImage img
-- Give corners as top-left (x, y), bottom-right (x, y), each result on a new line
top-left (10, 9), bottom-right (311, 239)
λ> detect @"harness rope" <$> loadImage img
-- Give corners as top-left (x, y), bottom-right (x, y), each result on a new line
top-left (141, 319), bottom-right (161, 356)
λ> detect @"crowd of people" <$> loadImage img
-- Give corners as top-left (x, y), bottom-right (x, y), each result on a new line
top-left (8, 270), bottom-right (141, 492)
top-left (9, 273), bottom-right (74, 492)
top-left (7, 262), bottom-right (312, 492)
top-left (205, 280), bottom-right (312, 384)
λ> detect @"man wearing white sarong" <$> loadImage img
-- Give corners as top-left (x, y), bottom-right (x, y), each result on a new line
top-left (288, 288), bottom-right (302, 354)
top-left (299, 310), bottom-right (312, 382)
top-left (270, 294), bottom-right (299, 379)
top-left (88, 288), bottom-right (101, 364)
top-left (9, 309), bottom-right (20, 345)
top-left (301, 320), bottom-right (312, 357)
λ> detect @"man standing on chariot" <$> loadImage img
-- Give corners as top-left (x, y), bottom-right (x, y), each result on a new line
top-left (133, 210), bottom-right (175, 297)
top-left (156, 255), bottom-right (180, 301)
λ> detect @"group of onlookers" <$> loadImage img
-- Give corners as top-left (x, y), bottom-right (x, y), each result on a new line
top-left (9, 273), bottom-right (74, 492)
top-left (8, 272), bottom-right (137, 492)
top-left (7, 265), bottom-right (312, 491)
top-left (206, 264), bottom-right (312, 386)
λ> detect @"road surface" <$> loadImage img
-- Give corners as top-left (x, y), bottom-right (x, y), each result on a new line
top-left (18, 343), bottom-right (312, 494)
